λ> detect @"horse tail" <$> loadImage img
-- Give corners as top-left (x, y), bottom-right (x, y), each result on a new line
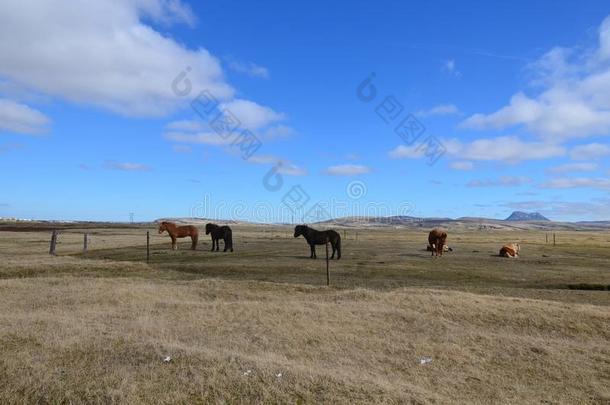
top-left (335, 232), bottom-right (342, 260)
top-left (191, 227), bottom-right (198, 250)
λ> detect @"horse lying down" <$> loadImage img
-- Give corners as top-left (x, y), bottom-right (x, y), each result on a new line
top-left (499, 243), bottom-right (520, 258)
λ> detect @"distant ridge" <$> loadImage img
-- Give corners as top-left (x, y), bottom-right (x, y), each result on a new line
top-left (504, 211), bottom-right (550, 221)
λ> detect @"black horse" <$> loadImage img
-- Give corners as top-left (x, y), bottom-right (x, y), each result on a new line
top-left (205, 223), bottom-right (234, 252)
top-left (294, 225), bottom-right (341, 260)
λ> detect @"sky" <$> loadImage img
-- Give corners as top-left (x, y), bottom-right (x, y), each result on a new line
top-left (1, 0), bottom-right (610, 223)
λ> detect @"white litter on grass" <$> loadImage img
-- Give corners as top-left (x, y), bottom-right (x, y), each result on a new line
top-left (276, 372), bottom-right (283, 378)
top-left (243, 369), bottom-right (252, 376)
top-left (419, 357), bottom-right (432, 365)
top-left (163, 356), bottom-right (172, 363)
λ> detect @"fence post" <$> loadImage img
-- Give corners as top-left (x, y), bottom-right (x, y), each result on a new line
top-left (325, 242), bottom-right (330, 286)
top-left (146, 231), bottom-right (150, 263)
top-left (553, 233), bottom-right (556, 246)
top-left (545, 233), bottom-right (548, 244)
top-left (83, 233), bottom-right (88, 254)
top-left (49, 230), bottom-right (58, 255)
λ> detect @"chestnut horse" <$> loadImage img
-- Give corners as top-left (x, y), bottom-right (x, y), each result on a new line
top-left (205, 223), bottom-right (233, 252)
top-left (499, 243), bottom-right (520, 258)
top-left (428, 228), bottom-right (448, 257)
top-left (294, 225), bottom-right (341, 259)
top-left (158, 221), bottom-right (199, 250)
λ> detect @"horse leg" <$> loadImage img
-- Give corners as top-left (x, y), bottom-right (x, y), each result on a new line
top-left (311, 244), bottom-right (316, 259)
top-left (171, 236), bottom-right (177, 251)
top-left (216, 238), bottom-right (219, 251)
top-left (223, 238), bottom-right (227, 252)
top-left (210, 238), bottom-right (215, 252)
top-left (330, 243), bottom-right (335, 259)
top-left (191, 234), bottom-right (198, 250)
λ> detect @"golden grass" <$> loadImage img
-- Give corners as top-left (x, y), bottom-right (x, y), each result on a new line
top-left (0, 225), bottom-right (609, 403)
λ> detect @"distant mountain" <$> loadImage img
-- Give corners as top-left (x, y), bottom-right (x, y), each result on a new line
top-left (504, 211), bottom-right (549, 221)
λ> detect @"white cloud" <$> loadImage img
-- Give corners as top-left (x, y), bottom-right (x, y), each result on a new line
top-left (247, 154), bottom-right (279, 165)
top-left (461, 15), bottom-right (610, 141)
top-left (389, 136), bottom-right (565, 163)
top-left (165, 116), bottom-right (291, 144)
top-left (388, 145), bottom-right (425, 159)
top-left (467, 176), bottom-right (532, 188)
top-left (276, 163), bottom-right (308, 176)
top-left (259, 124), bottom-right (295, 140)
top-left (547, 162), bottom-right (598, 174)
top-left (451, 136), bottom-right (565, 162)
top-left (227, 59), bottom-right (269, 79)
top-left (105, 161), bottom-right (152, 171)
top-left (221, 99), bottom-right (285, 130)
top-left (570, 143), bottom-right (610, 160)
top-left (443, 59), bottom-right (461, 77)
top-left (0, 98), bottom-right (49, 134)
top-left (0, 0), bottom-right (233, 116)
top-left (449, 161), bottom-right (474, 171)
top-left (165, 120), bottom-right (206, 132)
top-left (163, 131), bottom-right (233, 146)
top-left (172, 144), bottom-right (192, 153)
top-left (323, 164), bottom-right (371, 176)
top-left (247, 154), bottom-right (307, 176)
top-left (540, 177), bottom-right (610, 190)
top-left (416, 104), bottom-right (460, 117)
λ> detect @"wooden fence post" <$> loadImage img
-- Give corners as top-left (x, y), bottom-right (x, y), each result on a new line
top-left (146, 231), bottom-right (150, 263)
top-left (545, 233), bottom-right (548, 244)
top-left (325, 242), bottom-right (330, 286)
top-left (49, 230), bottom-right (58, 255)
top-left (553, 233), bottom-right (556, 246)
top-left (83, 233), bottom-right (88, 254)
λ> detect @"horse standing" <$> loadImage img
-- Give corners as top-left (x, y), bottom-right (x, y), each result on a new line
top-left (158, 221), bottom-right (199, 250)
top-left (205, 223), bottom-right (234, 252)
top-left (294, 225), bottom-right (341, 260)
top-left (428, 228), bottom-right (448, 257)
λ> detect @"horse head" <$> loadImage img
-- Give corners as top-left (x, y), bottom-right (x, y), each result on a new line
top-left (158, 221), bottom-right (168, 234)
top-left (205, 223), bottom-right (215, 235)
top-left (294, 225), bottom-right (307, 238)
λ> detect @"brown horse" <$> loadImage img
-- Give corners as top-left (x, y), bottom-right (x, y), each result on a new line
top-left (428, 228), bottom-right (448, 257)
top-left (499, 243), bottom-right (520, 258)
top-left (158, 221), bottom-right (199, 250)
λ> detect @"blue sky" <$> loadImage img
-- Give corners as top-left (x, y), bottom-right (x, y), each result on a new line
top-left (1, 0), bottom-right (610, 222)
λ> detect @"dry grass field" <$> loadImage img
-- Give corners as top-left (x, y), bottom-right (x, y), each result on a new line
top-left (1, 223), bottom-right (609, 404)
